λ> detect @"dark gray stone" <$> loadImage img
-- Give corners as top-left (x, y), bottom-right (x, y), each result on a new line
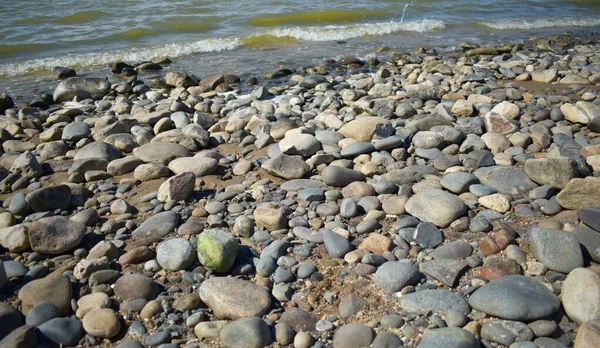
top-left (401, 290), bottom-right (471, 315)
top-left (322, 229), bottom-right (352, 258)
top-left (219, 317), bottom-right (272, 348)
top-left (418, 327), bottom-right (479, 348)
top-left (413, 222), bottom-right (443, 249)
top-left (37, 317), bottom-right (83, 346)
top-left (419, 260), bottom-right (468, 287)
top-left (26, 302), bottom-right (60, 327)
top-left (374, 261), bottom-right (421, 292)
top-left (25, 185), bottom-right (71, 212)
top-left (321, 166), bottom-right (365, 187)
top-left (131, 211), bottom-right (179, 238)
top-left (529, 227), bottom-right (583, 273)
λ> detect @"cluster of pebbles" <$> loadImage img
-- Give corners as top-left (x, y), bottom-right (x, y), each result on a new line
top-left (1, 33), bottom-right (600, 348)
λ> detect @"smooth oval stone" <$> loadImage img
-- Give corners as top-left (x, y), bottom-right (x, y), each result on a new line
top-left (401, 290), bottom-right (471, 315)
top-left (333, 323), bottom-right (373, 348)
top-left (37, 317), bottom-right (83, 346)
top-left (418, 327), bottom-right (480, 348)
top-left (468, 275), bottom-right (560, 321)
top-left (405, 189), bottom-right (466, 228)
top-left (322, 229), bottom-right (352, 258)
top-left (292, 227), bottom-right (323, 243)
top-left (199, 277), bottom-right (271, 320)
top-left (131, 211), bottom-right (179, 239)
top-left (26, 302), bottom-right (60, 327)
top-left (219, 317), bottom-right (272, 348)
top-left (321, 166), bottom-right (365, 187)
top-left (374, 261), bottom-right (421, 292)
top-left (340, 142), bottom-right (375, 158)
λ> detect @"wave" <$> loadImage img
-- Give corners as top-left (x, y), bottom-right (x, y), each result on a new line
top-left (243, 19), bottom-right (446, 46)
top-left (0, 38), bottom-right (240, 77)
top-left (53, 10), bottom-right (111, 24)
top-left (248, 9), bottom-right (389, 27)
top-left (480, 17), bottom-right (600, 30)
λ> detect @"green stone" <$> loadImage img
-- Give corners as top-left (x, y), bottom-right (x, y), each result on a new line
top-left (197, 229), bottom-right (239, 273)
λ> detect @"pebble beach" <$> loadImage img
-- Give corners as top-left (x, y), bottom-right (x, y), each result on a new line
top-left (2, 12), bottom-right (600, 348)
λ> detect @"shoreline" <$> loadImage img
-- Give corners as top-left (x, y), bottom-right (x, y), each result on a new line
top-left (0, 29), bottom-right (599, 347)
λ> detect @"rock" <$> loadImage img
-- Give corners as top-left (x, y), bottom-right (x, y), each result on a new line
top-left (419, 260), bottom-right (468, 287)
top-left (481, 320), bottom-right (534, 346)
top-left (418, 327), bottom-right (479, 348)
top-left (338, 294), bottom-right (368, 319)
top-left (28, 216), bottom-right (86, 255)
top-left (280, 308), bottom-right (318, 332)
top-left (299, 74), bottom-right (328, 89)
top-left (560, 103), bottom-right (593, 124)
top-left (577, 206), bottom-right (600, 232)
top-left (279, 134), bottom-right (320, 157)
top-left (401, 290), bottom-right (470, 315)
top-left (475, 166), bottom-right (538, 196)
top-left (0, 225), bottom-right (29, 252)
top-left (440, 172), bottom-right (478, 194)
top-left (468, 275), bottom-right (560, 321)
top-left (338, 117), bottom-right (394, 142)
top-left (157, 172), bottom-right (195, 202)
top-left (74, 257), bottom-right (109, 280)
top-left (529, 227), bottom-right (583, 273)
top-left (321, 166), bottom-right (365, 187)
top-left (333, 323), bottom-right (373, 348)
top-left (82, 308), bottom-right (121, 338)
top-left (196, 229), bottom-right (239, 273)
top-left (9, 151), bottom-right (43, 179)
top-left (531, 69), bottom-right (557, 83)
top-left (74, 141), bottom-right (121, 161)
top-left (406, 83), bottom-right (438, 100)
top-left (0, 92), bottom-right (14, 113)
top-left (524, 157), bottom-right (579, 189)
top-left (0, 303), bottom-right (22, 340)
top-left (219, 317), bottom-right (272, 348)
top-left (478, 193), bottom-right (510, 213)
top-left (484, 112), bottom-right (519, 134)
top-left (0, 325), bottom-right (37, 347)
top-left (25, 185), bottom-right (71, 212)
top-left (413, 222), bottom-right (443, 249)
top-left (322, 229), bottom-right (352, 258)
top-left (134, 162), bottom-right (170, 181)
top-left (157, 238), bottom-right (196, 271)
top-left (168, 156), bottom-right (218, 177)
top-left (131, 211), bottom-right (179, 238)
top-left (37, 318), bottom-right (83, 346)
top-left (62, 122), bottom-right (90, 141)
top-left (405, 189), bottom-right (466, 227)
top-left (556, 178), bottom-right (600, 210)
top-left (430, 240), bottom-right (473, 260)
top-left (491, 101), bottom-right (520, 119)
top-left (254, 203), bottom-right (287, 231)
top-left (199, 277), bottom-right (271, 320)
top-left (18, 274), bottom-right (72, 316)
top-left (53, 77), bottom-right (110, 102)
top-left (374, 261), bottom-right (421, 292)
top-left (133, 142), bottom-right (190, 164)
top-left (114, 273), bottom-right (159, 301)
top-left (262, 153), bottom-right (310, 180)
top-left (75, 293), bottom-right (110, 319)
top-left (561, 268), bottom-right (600, 325)
top-left (574, 319), bottom-right (600, 348)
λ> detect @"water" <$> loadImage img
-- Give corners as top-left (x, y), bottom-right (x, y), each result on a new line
top-left (1, 0), bottom-right (600, 100)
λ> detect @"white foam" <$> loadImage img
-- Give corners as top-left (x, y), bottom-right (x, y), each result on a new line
top-left (481, 17), bottom-right (600, 30)
top-left (249, 19), bottom-right (446, 42)
top-left (0, 38), bottom-right (241, 77)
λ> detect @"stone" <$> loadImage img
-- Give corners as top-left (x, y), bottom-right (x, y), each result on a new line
top-left (556, 178), bottom-right (600, 210)
top-left (114, 273), bottom-right (159, 301)
top-left (560, 103), bottom-right (592, 124)
top-left (28, 216), bottom-right (86, 255)
top-left (26, 302), bottom-right (61, 327)
top-left (133, 142), bottom-right (190, 164)
top-left (481, 320), bottom-right (534, 346)
top-left (491, 101), bottom-right (520, 119)
top-left (468, 275), bottom-right (560, 321)
top-left (321, 165), bottom-right (365, 187)
top-left (25, 185), bottom-right (71, 212)
top-left (531, 69), bottom-right (558, 83)
top-left (53, 77), bottom-right (110, 102)
top-left (254, 203), bottom-right (287, 231)
top-left (574, 319), bottom-right (600, 348)
top-left (338, 117), bottom-right (394, 142)
top-left (62, 122), bottom-right (90, 141)
top-left (262, 153), bottom-right (310, 180)
top-left (333, 323), bottom-right (373, 348)
top-left (74, 141), bottom-right (121, 161)
top-left (338, 293), bottom-right (368, 319)
top-left (168, 156), bottom-right (218, 177)
top-left (418, 327), bottom-right (479, 348)
top-left (9, 151), bottom-right (43, 178)
top-left (0, 325), bottom-right (37, 347)
top-left (194, 320), bottom-right (228, 340)
top-left (76, 293), bottom-right (110, 319)
top-left (37, 318), bottom-right (83, 346)
top-left (372, 332), bottom-right (402, 348)
top-left (529, 227), bottom-right (583, 273)
top-left (322, 229), bottom-right (352, 258)
top-left (401, 290), bottom-right (471, 315)
top-left (484, 112), bottom-right (519, 134)
top-left (0, 303), bottom-right (22, 340)
top-left (413, 222), bottom-right (444, 249)
top-left (0, 225), bottom-right (30, 252)
top-left (199, 277), bottom-right (271, 320)
top-left (74, 257), bottom-right (109, 280)
top-left (475, 166), bottom-right (538, 196)
top-left (134, 162), bottom-right (170, 181)
top-left (18, 274), bottom-right (72, 316)
top-left (131, 211), bottom-right (179, 238)
top-left (440, 172), bottom-right (479, 194)
top-left (299, 74), bottom-right (328, 89)
top-left (430, 240), bottom-right (473, 260)
top-left (524, 157), bottom-right (579, 189)
top-left (196, 229), bottom-right (239, 273)
top-left (374, 261), bottom-right (421, 292)
top-left (405, 189), bottom-right (466, 228)
top-left (157, 238), bottom-right (196, 271)
top-left (577, 205), bottom-right (600, 231)
top-left (82, 308), bottom-right (121, 338)
top-left (157, 172), bottom-right (195, 202)
top-left (219, 317), bottom-right (272, 348)
top-left (478, 193), bottom-right (511, 213)
top-left (561, 268), bottom-right (600, 325)
top-left (279, 133), bottom-right (321, 157)
top-left (419, 260), bottom-right (468, 287)
top-left (406, 83), bottom-right (438, 100)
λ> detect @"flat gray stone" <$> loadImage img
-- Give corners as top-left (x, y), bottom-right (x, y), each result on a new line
top-left (401, 290), bottom-right (471, 315)
top-left (28, 216), bottom-right (86, 255)
top-left (430, 241), bottom-right (473, 260)
top-left (475, 166), bottom-right (538, 196)
top-left (133, 142), bottom-right (190, 164)
top-left (262, 153), bottom-right (310, 180)
top-left (321, 165), bottom-right (365, 187)
top-left (419, 260), bottom-right (468, 287)
top-left (333, 323), bottom-right (373, 348)
top-left (374, 261), bottom-right (421, 292)
top-left (405, 189), bottom-right (466, 228)
top-left (156, 238), bottom-right (196, 271)
top-left (220, 317), bottom-right (272, 348)
top-left (529, 227), bottom-right (583, 273)
top-left (468, 275), bottom-right (560, 321)
top-left (131, 211), bottom-right (179, 238)
top-left (418, 327), bottom-right (479, 348)
top-left (199, 277), bottom-right (271, 320)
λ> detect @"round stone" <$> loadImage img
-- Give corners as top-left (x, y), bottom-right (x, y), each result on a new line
top-left (82, 308), bottom-right (121, 338)
top-left (157, 238), bottom-right (196, 271)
